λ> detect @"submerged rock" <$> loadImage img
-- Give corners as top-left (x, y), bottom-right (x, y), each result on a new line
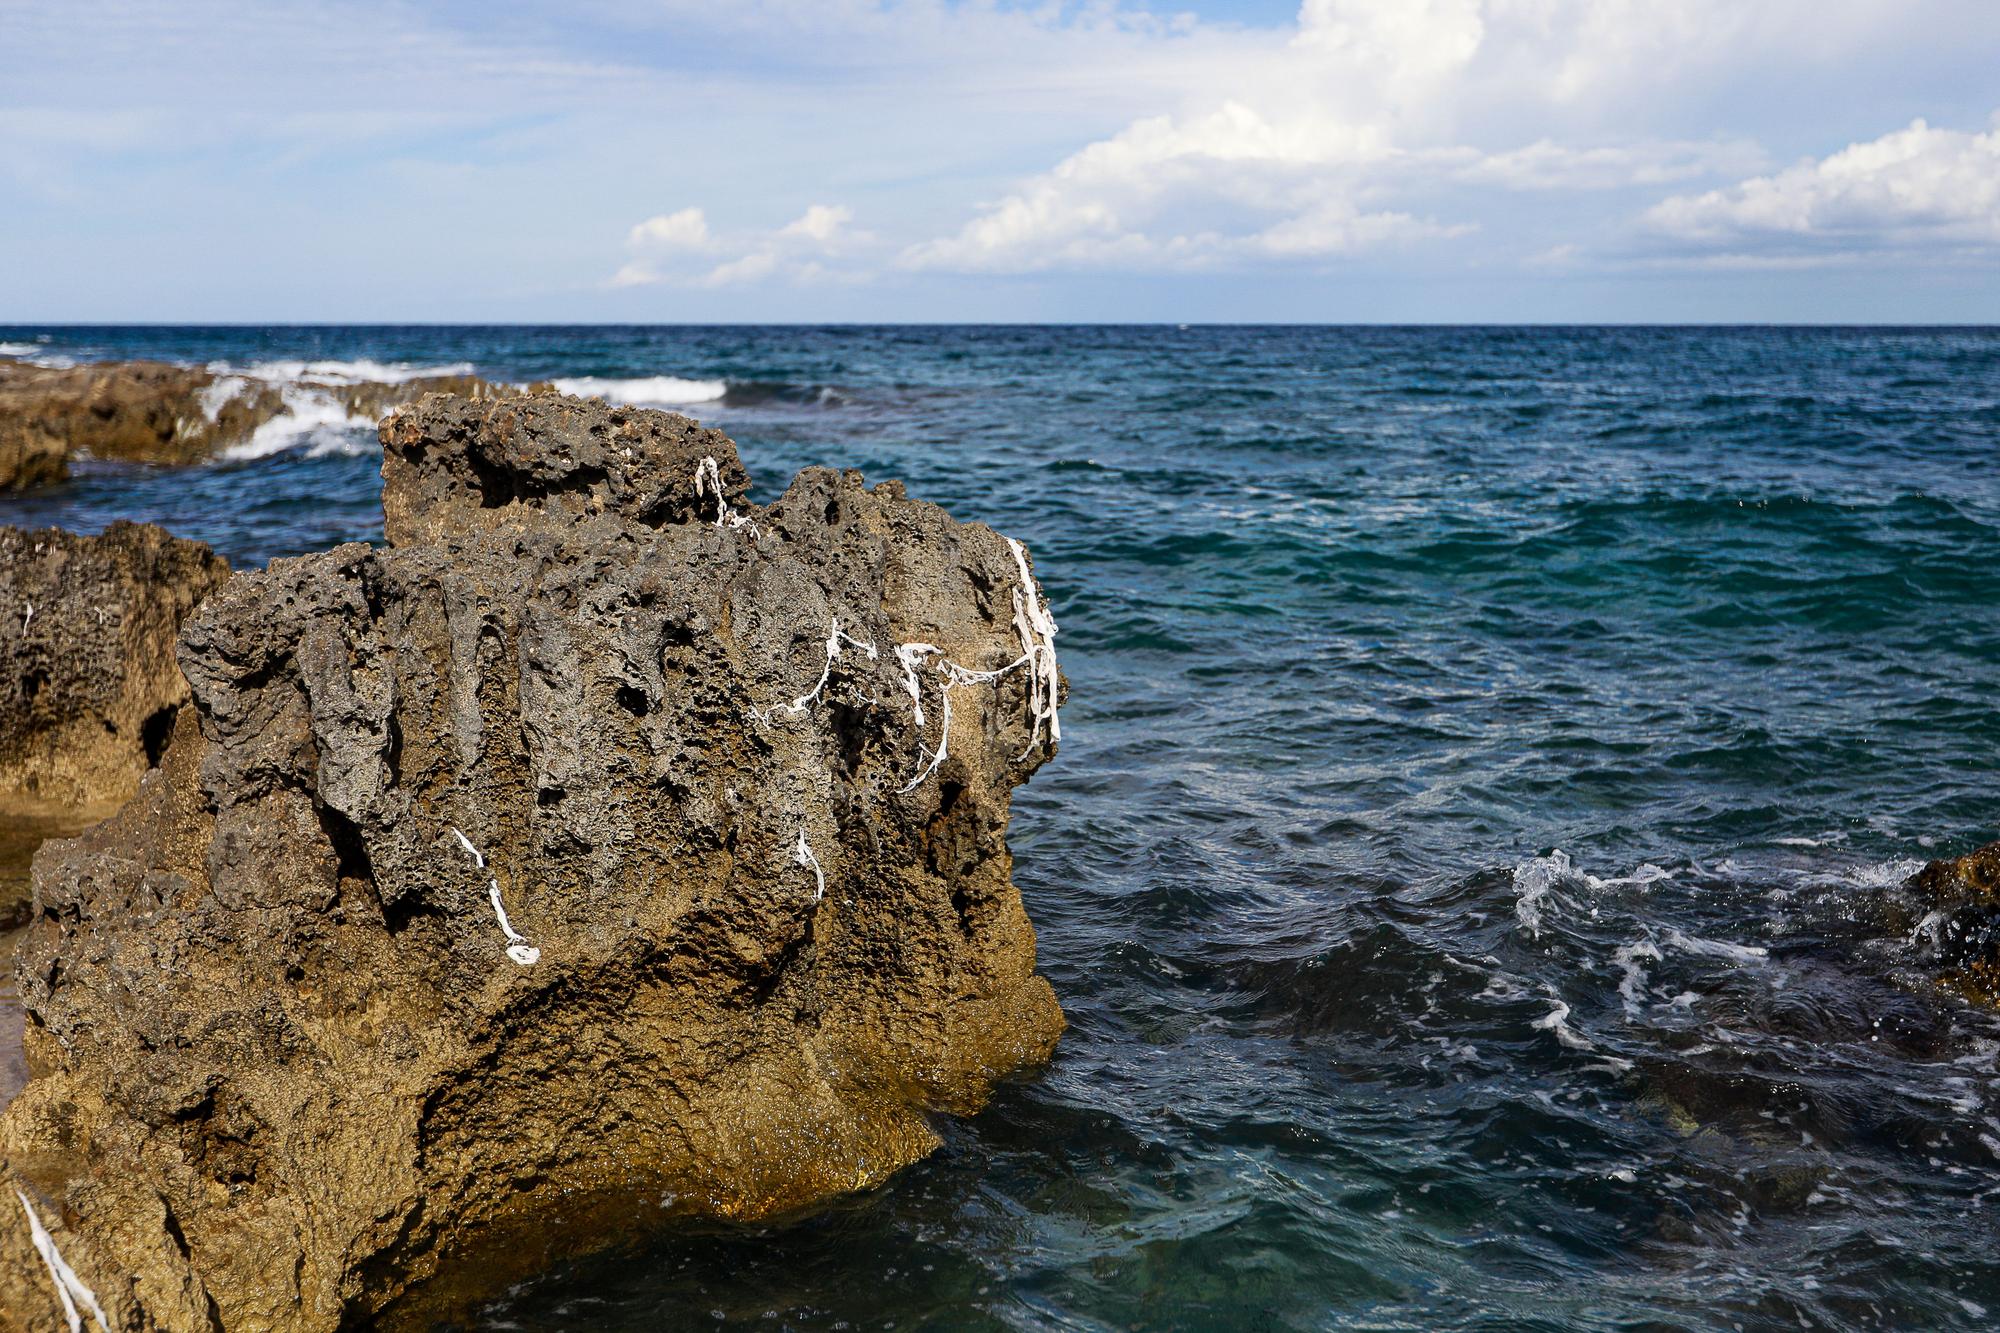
top-left (0, 359), bottom-right (508, 488)
top-left (0, 392), bottom-right (1065, 1330)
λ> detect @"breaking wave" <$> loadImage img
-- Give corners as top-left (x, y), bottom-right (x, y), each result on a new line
top-left (212, 357), bottom-right (477, 385)
top-left (548, 375), bottom-right (728, 406)
top-left (218, 385), bottom-right (376, 461)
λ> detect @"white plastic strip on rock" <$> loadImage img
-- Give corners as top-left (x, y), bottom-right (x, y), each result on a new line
top-left (794, 827), bottom-right (826, 903)
top-left (16, 1189), bottom-right (109, 1333)
top-left (693, 455), bottom-right (760, 536)
top-left (450, 827), bottom-right (541, 966)
top-left (894, 537), bottom-right (1063, 790)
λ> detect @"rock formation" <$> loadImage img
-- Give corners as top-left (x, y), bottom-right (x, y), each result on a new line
top-left (0, 392), bottom-right (1066, 1330)
top-left (0, 524), bottom-right (231, 931)
top-left (0, 360), bottom-right (507, 489)
top-left (0, 523), bottom-right (231, 811)
top-left (1879, 841), bottom-right (2000, 1004)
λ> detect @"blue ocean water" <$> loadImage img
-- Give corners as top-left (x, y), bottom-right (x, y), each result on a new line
top-left (5, 325), bottom-right (2000, 1332)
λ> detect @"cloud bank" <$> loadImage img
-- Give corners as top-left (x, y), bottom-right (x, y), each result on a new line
top-left (4, 0), bottom-right (1998, 319)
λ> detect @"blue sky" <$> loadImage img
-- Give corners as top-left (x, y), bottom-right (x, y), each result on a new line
top-left (3, 0), bottom-right (1998, 322)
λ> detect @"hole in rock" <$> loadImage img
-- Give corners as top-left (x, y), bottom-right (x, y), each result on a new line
top-left (141, 704), bottom-right (178, 766)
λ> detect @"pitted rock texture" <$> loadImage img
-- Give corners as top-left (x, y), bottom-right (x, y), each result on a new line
top-left (0, 359), bottom-right (508, 488)
top-left (0, 523), bottom-right (231, 814)
top-left (0, 392), bottom-right (1065, 1331)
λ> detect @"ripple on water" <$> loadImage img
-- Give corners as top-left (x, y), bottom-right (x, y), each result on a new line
top-left (3, 324), bottom-right (1999, 1330)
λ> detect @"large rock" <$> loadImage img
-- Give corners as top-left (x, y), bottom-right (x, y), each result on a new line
top-left (0, 360), bottom-right (508, 489)
top-left (0, 393), bottom-right (1066, 1330)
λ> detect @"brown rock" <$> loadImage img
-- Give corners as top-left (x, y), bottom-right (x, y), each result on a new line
top-left (0, 361), bottom-right (511, 488)
top-left (0, 522), bottom-right (231, 814)
top-left (0, 392), bottom-right (1066, 1330)
top-left (1888, 841), bottom-right (2000, 1004)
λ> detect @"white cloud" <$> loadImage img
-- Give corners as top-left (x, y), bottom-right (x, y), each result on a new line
top-left (1452, 139), bottom-right (1768, 191)
top-left (778, 203), bottom-right (853, 243)
top-left (627, 207), bottom-right (710, 250)
top-left (897, 1), bottom-right (1858, 276)
top-left (900, 99), bottom-right (1435, 273)
top-left (700, 251), bottom-right (780, 287)
top-left (614, 202), bottom-right (861, 287)
top-left (1645, 116), bottom-right (2000, 260)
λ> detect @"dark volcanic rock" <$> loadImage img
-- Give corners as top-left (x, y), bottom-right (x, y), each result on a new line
top-left (0, 392), bottom-right (1066, 1330)
top-left (0, 360), bottom-right (509, 488)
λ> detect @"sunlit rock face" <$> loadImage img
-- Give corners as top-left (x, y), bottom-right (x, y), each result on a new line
top-left (0, 391), bottom-right (1065, 1331)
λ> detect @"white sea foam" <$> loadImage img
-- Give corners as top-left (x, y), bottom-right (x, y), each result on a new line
top-left (0, 341), bottom-right (38, 357)
top-left (197, 374), bottom-right (253, 421)
top-left (1513, 850), bottom-right (1682, 939)
top-left (215, 358), bottom-right (477, 385)
top-left (1842, 858), bottom-right (1928, 890)
top-left (221, 385), bottom-right (373, 461)
top-left (1612, 939), bottom-right (1663, 1015)
top-left (549, 375), bottom-right (728, 406)
top-left (1512, 852), bottom-right (1569, 938)
top-left (1661, 927), bottom-right (1768, 964)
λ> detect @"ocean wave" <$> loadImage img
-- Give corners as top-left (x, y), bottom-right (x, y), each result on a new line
top-left (1512, 850), bottom-right (1678, 939)
top-left (219, 386), bottom-right (373, 461)
top-left (548, 375), bottom-right (728, 407)
top-left (213, 358), bottom-right (478, 386)
top-left (0, 342), bottom-right (39, 357)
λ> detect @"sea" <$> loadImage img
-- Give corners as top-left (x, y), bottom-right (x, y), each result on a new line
top-left (3, 325), bottom-right (1999, 1332)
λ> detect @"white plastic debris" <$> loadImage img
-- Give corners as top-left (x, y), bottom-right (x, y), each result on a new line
top-left (794, 827), bottom-right (826, 903)
top-left (763, 619), bottom-right (877, 720)
top-left (1006, 537), bottom-right (1061, 753)
top-left (894, 642), bottom-right (939, 727)
top-left (21, 600), bottom-right (32, 632)
top-left (693, 455), bottom-right (759, 536)
top-left (16, 1189), bottom-right (110, 1333)
top-left (893, 538), bottom-right (1063, 788)
top-left (896, 652), bottom-right (1025, 794)
top-left (449, 826), bottom-right (541, 966)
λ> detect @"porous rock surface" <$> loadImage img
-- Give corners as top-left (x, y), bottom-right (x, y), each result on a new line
top-left (0, 523), bottom-right (231, 815)
top-left (0, 392), bottom-right (1065, 1330)
top-left (0, 360), bottom-right (507, 489)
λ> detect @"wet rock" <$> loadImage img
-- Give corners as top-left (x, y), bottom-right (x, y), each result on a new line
top-left (1881, 841), bottom-right (2000, 1004)
top-left (0, 360), bottom-right (509, 488)
top-left (0, 392), bottom-right (1066, 1330)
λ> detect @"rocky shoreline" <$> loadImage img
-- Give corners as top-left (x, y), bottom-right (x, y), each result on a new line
top-left (3, 357), bottom-right (1994, 1332)
top-left (0, 358), bottom-right (507, 490)
top-left (0, 389), bottom-right (1066, 1329)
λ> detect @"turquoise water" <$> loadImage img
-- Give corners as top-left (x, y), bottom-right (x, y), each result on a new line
top-left (5, 326), bottom-right (2000, 1331)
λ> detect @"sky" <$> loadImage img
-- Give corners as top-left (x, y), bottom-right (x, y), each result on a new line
top-left (3, 0), bottom-right (1999, 323)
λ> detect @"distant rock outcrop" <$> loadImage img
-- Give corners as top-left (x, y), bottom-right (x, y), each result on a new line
top-left (0, 392), bottom-right (1065, 1330)
top-left (0, 359), bottom-right (507, 489)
